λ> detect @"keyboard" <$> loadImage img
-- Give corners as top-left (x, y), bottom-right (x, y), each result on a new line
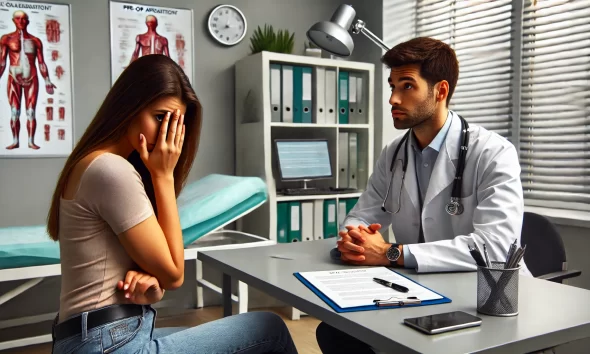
top-left (281, 188), bottom-right (358, 196)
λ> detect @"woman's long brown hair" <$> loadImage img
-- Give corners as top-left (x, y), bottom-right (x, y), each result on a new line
top-left (46, 55), bottom-right (202, 241)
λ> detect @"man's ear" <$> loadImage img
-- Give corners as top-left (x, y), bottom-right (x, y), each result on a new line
top-left (435, 81), bottom-right (450, 103)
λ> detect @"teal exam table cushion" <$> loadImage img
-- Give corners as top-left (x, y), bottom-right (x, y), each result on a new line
top-left (0, 225), bottom-right (60, 269)
top-left (0, 174), bottom-right (267, 269)
top-left (177, 174), bottom-right (267, 246)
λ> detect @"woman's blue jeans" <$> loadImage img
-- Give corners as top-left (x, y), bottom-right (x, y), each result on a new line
top-left (51, 305), bottom-right (298, 353)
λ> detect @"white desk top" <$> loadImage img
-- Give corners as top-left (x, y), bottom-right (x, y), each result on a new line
top-left (198, 239), bottom-right (590, 354)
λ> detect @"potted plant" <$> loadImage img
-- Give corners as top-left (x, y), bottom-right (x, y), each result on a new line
top-left (249, 24), bottom-right (294, 55)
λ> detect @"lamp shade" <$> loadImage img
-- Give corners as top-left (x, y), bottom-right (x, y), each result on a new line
top-left (307, 4), bottom-right (356, 57)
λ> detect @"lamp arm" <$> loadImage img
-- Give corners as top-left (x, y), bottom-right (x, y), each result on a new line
top-left (352, 19), bottom-right (390, 52)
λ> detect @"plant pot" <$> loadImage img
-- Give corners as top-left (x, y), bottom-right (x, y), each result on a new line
top-left (304, 48), bottom-right (322, 58)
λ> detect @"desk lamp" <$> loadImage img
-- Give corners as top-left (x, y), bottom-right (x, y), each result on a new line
top-left (307, 4), bottom-right (390, 57)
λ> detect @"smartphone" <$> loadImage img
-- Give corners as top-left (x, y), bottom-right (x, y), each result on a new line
top-left (404, 311), bottom-right (482, 335)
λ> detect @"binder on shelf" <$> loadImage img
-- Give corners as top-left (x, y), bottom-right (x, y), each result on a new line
top-left (357, 135), bottom-right (368, 191)
top-left (270, 63), bottom-right (282, 122)
top-left (345, 197), bottom-right (359, 214)
top-left (288, 201), bottom-right (301, 242)
top-left (276, 202), bottom-right (289, 243)
top-left (338, 199), bottom-right (347, 226)
top-left (348, 74), bottom-right (357, 120)
top-left (338, 132), bottom-right (349, 188)
top-left (302, 66), bottom-right (313, 123)
top-left (338, 71), bottom-right (349, 124)
top-left (313, 200), bottom-right (324, 240)
top-left (281, 65), bottom-right (293, 123)
top-left (356, 72), bottom-right (368, 124)
top-left (348, 132), bottom-right (358, 189)
top-left (323, 199), bottom-right (338, 238)
top-left (325, 69), bottom-right (337, 124)
top-left (301, 202), bottom-right (314, 241)
top-left (313, 67), bottom-right (326, 124)
top-left (293, 66), bottom-right (303, 123)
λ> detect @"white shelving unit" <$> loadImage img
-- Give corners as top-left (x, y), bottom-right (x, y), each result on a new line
top-left (234, 51), bottom-right (375, 244)
top-left (234, 51), bottom-right (374, 320)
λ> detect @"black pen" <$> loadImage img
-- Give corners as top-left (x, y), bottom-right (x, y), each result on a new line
top-left (468, 245), bottom-right (488, 267)
top-left (373, 278), bottom-right (409, 293)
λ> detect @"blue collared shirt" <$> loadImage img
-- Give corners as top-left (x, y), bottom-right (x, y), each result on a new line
top-left (404, 111), bottom-right (453, 268)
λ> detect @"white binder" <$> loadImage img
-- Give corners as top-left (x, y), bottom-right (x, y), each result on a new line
top-left (356, 73), bottom-right (367, 124)
top-left (325, 69), bottom-right (337, 124)
top-left (348, 74), bottom-right (357, 122)
top-left (270, 64), bottom-right (282, 122)
top-left (301, 202), bottom-right (314, 241)
top-left (313, 67), bottom-right (326, 124)
top-left (302, 68), bottom-right (312, 123)
top-left (313, 200), bottom-right (324, 240)
top-left (281, 65), bottom-right (293, 123)
top-left (338, 132), bottom-right (349, 188)
top-left (348, 132), bottom-right (358, 189)
top-left (338, 199), bottom-right (347, 226)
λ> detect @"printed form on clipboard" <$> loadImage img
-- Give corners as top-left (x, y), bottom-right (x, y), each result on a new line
top-left (295, 267), bottom-right (451, 312)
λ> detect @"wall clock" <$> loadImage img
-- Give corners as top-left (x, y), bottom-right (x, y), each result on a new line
top-left (208, 5), bottom-right (247, 46)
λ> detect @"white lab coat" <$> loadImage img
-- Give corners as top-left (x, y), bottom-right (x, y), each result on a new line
top-left (343, 111), bottom-right (531, 275)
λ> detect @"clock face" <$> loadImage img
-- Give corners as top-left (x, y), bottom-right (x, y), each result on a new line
top-left (208, 5), bottom-right (247, 46)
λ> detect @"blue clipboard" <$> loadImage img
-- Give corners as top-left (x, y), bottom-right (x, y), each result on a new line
top-left (294, 268), bottom-right (452, 313)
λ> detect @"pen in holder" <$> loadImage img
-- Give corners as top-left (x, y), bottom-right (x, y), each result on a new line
top-left (476, 261), bottom-right (520, 317)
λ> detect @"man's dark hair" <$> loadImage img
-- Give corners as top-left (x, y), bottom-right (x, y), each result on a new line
top-left (381, 37), bottom-right (459, 107)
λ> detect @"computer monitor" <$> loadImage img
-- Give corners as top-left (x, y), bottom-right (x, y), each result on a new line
top-left (274, 139), bottom-right (332, 181)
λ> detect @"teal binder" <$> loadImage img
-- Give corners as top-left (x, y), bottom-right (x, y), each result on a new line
top-left (301, 66), bottom-right (313, 123)
top-left (293, 66), bottom-right (303, 123)
top-left (276, 202), bottom-right (289, 243)
top-left (338, 71), bottom-right (349, 124)
top-left (294, 268), bottom-right (452, 313)
top-left (288, 201), bottom-right (302, 242)
top-left (323, 199), bottom-right (338, 238)
top-left (345, 197), bottom-right (359, 214)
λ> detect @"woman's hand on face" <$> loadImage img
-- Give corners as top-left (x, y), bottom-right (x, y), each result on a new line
top-left (117, 270), bottom-right (165, 305)
top-left (139, 109), bottom-right (185, 180)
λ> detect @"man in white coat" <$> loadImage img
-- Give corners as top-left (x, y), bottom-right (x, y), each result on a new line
top-left (316, 37), bottom-right (531, 354)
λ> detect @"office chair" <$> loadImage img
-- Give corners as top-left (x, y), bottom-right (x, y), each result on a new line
top-left (520, 212), bottom-right (581, 283)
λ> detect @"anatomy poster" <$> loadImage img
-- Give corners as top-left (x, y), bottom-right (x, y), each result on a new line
top-left (0, 1), bottom-right (73, 157)
top-left (109, 1), bottom-right (193, 85)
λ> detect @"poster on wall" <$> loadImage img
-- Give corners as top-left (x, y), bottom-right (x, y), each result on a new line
top-left (109, 1), bottom-right (193, 85)
top-left (0, 1), bottom-right (73, 158)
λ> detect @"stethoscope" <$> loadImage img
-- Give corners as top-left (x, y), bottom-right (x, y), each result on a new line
top-left (381, 115), bottom-right (470, 216)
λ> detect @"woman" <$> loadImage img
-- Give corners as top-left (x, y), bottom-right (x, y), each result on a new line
top-left (46, 54), bottom-right (298, 354)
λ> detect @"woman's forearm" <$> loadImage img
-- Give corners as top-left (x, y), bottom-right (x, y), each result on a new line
top-left (153, 176), bottom-right (185, 281)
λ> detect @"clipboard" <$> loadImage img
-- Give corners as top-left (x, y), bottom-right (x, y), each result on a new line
top-left (294, 268), bottom-right (452, 313)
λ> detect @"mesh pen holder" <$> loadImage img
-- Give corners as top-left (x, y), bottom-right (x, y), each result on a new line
top-left (476, 261), bottom-right (519, 317)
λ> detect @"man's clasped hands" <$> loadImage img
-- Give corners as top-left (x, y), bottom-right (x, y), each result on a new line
top-left (336, 223), bottom-right (394, 266)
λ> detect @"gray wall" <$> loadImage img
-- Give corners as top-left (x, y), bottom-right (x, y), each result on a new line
top-left (346, 0), bottom-right (384, 159)
top-left (0, 0), bottom-right (351, 227)
top-left (0, 0), bottom-right (375, 341)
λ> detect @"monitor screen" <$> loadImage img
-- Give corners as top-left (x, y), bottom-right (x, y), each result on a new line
top-left (275, 139), bottom-right (332, 180)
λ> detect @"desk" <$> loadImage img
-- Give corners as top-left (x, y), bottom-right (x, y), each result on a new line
top-left (197, 239), bottom-right (590, 354)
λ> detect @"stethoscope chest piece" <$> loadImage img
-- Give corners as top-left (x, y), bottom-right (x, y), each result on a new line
top-left (445, 198), bottom-right (464, 216)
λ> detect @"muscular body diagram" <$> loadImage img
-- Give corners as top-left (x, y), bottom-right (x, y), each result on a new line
top-left (175, 33), bottom-right (185, 70)
top-left (129, 15), bottom-right (170, 64)
top-left (0, 10), bottom-right (56, 150)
